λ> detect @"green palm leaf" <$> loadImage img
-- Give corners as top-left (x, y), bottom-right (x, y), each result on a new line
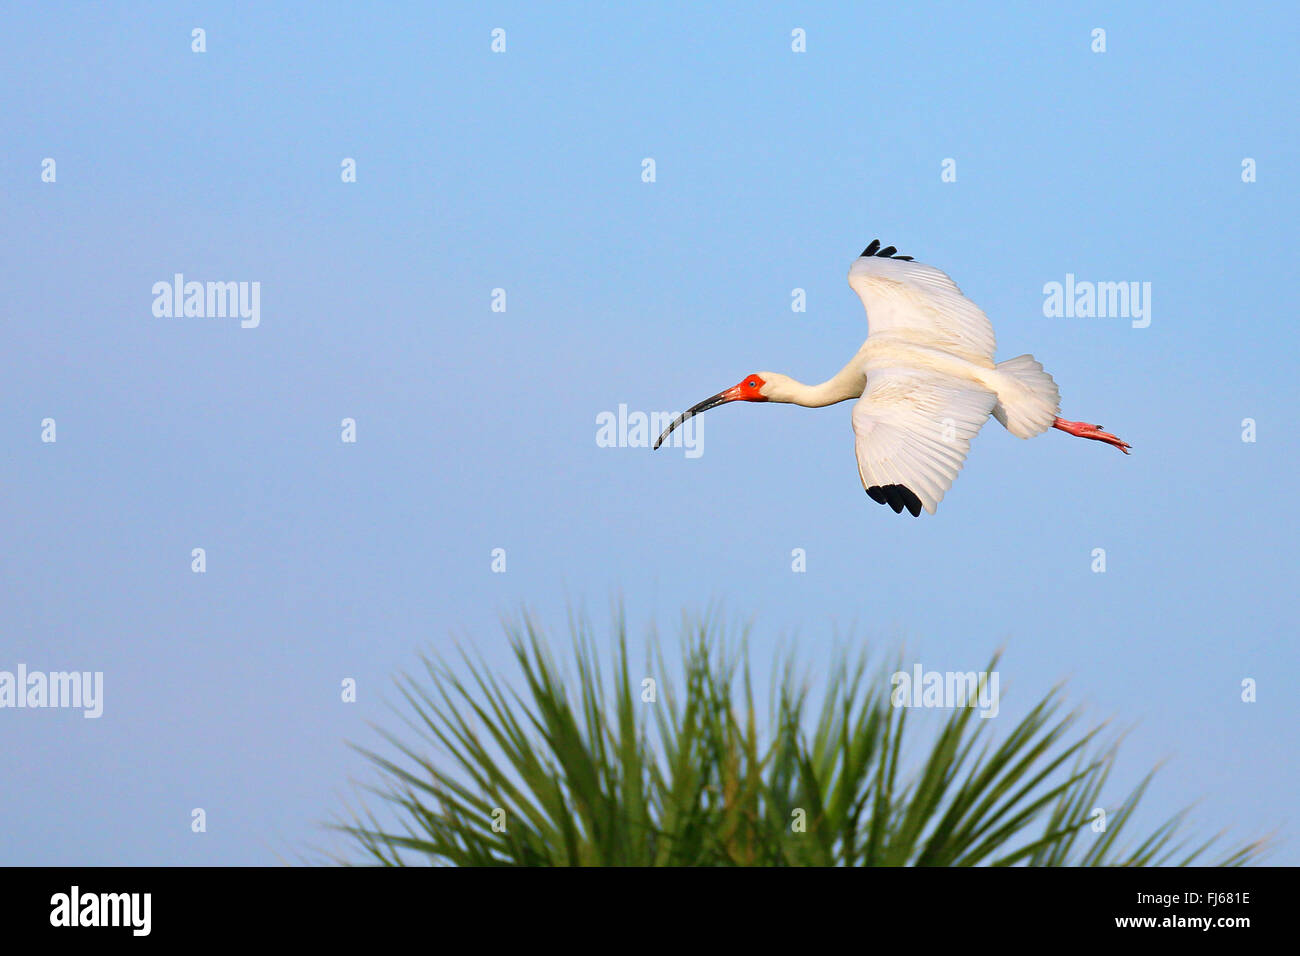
top-left (332, 614), bottom-right (1268, 867)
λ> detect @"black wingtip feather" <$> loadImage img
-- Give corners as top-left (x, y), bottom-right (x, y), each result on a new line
top-left (859, 239), bottom-right (913, 261)
top-left (866, 484), bottom-right (923, 517)
top-left (902, 487), bottom-right (922, 517)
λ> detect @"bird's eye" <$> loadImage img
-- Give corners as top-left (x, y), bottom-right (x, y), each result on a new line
top-left (748, 380), bottom-right (756, 387)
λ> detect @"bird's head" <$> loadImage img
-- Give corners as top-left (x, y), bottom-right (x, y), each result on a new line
top-left (653, 372), bottom-right (787, 450)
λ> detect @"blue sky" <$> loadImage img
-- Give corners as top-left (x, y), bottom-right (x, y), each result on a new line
top-left (1, 2), bottom-right (1296, 865)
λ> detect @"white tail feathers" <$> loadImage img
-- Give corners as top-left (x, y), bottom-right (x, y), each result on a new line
top-left (989, 354), bottom-right (1060, 438)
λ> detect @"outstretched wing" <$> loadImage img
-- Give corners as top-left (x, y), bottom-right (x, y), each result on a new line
top-left (852, 366), bottom-right (997, 516)
top-left (848, 241), bottom-right (996, 364)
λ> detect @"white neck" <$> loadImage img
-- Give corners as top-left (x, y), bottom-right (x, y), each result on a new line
top-left (770, 359), bottom-right (866, 407)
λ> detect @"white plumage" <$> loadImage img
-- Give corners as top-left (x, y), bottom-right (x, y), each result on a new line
top-left (846, 241), bottom-right (1060, 514)
top-left (851, 367), bottom-right (1000, 516)
top-left (653, 240), bottom-right (1130, 516)
top-left (847, 253), bottom-right (997, 364)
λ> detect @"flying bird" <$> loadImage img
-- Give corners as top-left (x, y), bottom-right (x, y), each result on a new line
top-left (653, 240), bottom-right (1130, 516)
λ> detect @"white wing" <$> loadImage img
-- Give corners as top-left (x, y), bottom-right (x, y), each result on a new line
top-left (848, 247), bottom-right (996, 364)
top-left (852, 367), bottom-right (997, 516)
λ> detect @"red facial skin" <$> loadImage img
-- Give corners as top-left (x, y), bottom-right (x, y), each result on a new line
top-left (726, 374), bottom-right (767, 403)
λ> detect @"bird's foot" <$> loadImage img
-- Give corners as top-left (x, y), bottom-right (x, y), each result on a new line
top-left (1052, 418), bottom-right (1131, 454)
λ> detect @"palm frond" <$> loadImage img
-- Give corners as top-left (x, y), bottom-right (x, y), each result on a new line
top-left (331, 614), bottom-right (1268, 867)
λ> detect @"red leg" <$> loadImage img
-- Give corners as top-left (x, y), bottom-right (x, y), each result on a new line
top-left (1053, 418), bottom-right (1131, 454)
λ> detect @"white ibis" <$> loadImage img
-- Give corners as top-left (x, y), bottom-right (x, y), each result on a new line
top-left (653, 240), bottom-right (1130, 516)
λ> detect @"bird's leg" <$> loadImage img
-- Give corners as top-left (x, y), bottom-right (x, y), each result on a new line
top-left (1053, 418), bottom-right (1131, 454)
